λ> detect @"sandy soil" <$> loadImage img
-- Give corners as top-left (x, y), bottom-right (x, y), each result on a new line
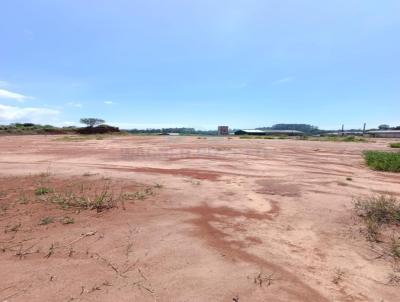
top-left (0, 135), bottom-right (399, 302)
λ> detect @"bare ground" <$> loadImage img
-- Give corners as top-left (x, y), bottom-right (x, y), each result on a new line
top-left (0, 135), bottom-right (399, 301)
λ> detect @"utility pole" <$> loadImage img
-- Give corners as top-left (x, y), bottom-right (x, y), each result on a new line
top-left (363, 123), bottom-right (366, 135)
top-left (341, 124), bottom-right (344, 137)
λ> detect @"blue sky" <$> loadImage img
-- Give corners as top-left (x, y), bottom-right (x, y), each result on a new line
top-left (0, 0), bottom-right (399, 130)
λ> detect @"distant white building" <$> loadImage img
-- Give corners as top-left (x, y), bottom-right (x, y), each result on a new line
top-left (159, 132), bottom-right (180, 136)
top-left (366, 130), bottom-right (400, 138)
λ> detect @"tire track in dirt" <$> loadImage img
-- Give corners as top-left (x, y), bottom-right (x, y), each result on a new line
top-left (176, 203), bottom-right (328, 302)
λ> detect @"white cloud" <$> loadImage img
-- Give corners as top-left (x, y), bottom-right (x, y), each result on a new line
top-left (0, 88), bottom-right (32, 102)
top-left (104, 101), bottom-right (114, 105)
top-left (0, 104), bottom-right (59, 123)
top-left (273, 77), bottom-right (294, 85)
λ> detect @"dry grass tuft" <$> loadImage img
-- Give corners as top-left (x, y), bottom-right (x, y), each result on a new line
top-left (354, 194), bottom-right (400, 264)
top-left (39, 216), bottom-right (54, 225)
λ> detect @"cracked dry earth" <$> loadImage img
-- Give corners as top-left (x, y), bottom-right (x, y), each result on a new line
top-left (0, 135), bottom-right (399, 301)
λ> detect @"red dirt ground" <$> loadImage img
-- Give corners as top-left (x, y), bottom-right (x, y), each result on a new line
top-left (0, 135), bottom-right (399, 301)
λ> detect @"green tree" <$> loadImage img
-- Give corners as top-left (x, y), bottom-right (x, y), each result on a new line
top-left (80, 118), bottom-right (105, 128)
top-left (378, 124), bottom-right (390, 130)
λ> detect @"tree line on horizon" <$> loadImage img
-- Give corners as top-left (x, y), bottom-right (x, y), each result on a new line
top-left (1, 120), bottom-right (399, 136)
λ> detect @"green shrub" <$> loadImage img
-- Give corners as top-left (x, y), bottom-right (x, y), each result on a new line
top-left (363, 151), bottom-right (400, 172)
top-left (390, 142), bottom-right (400, 148)
top-left (35, 187), bottom-right (52, 195)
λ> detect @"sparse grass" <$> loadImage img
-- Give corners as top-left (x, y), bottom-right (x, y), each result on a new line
top-left (46, 184), bottom-right (117, 212)
top-left (354, 195), bottom-right (400, 242)
top-left (122, 187), bottom-right (154, 201)
top-left (363, 151), bottom-right (400, 172)
top-left (387, 273), bottom-right (400, 286)
top-left (6, 223), bottom-right (21, 233)
top-left (239, 136), bottom-right (281, 140)
top-left (253, 272), bottom-right (275, 287)
top-left (34, 179), bottom-right (155, 212)
top-left (54, 135), bottom-right (107, 142)
top-left (354, 194), bottom-right (400, 277)
top-left (38, 170), bottom-right (52, 177)
top-left (35, 187), bottom-right (52, 196)
top-left (311, 136), bottom-right (366, 142)
top-left (354, 195), bottom-right (400, 225)
top-left (390, 238), bottom-right (400, 259)
top-left (16, 190), bottom-right (28, 204)
top-left (39, 216), bottom-right (54, 225)
top-left (60, 216), bottom-right (74, 225)
top-left (390, 142), bottom-right (400, 148)
top-left (82, 172), bottom-right (96, 177)
top-left (364, 218), bottom-right (380, 242)
top-left (332, 268), bottom-right (345, 285)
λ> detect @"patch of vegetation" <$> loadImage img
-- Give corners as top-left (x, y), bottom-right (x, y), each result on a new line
top-left (332, 268), bottom-right (345, 285)
top-left (0, 119), bottom-right (121, 136)
top-left (46, 184), bottom-right (117, 212)
top-left (0, 123), bottom-right (76, 135)
top-left (363, 151), bottom-right (400, 172)
top-left (5, 223), bottom-right (21, 233)
top-left (311, 136), bottom-right (366, 142)
top-left (354, 195), bottom-right (400, 225)
top-left (80, 118), bottom-right (105, 128)
top-left (35, 187), bottom-right (52, 196)
top-left (82, 172), bottom-right (96, 177)
top-left (387, 273), bottom-right (400, 286)
top-left (122, 187), bottom-right (155, 201)
top-left (390, 238), bottom-right (400, 259)
top-left (54, 135), bottom-right (108, 142)
top-left (354, 195), bottom-right (400, 242)
top-left (346, 177), bottom-right (353, 181)
top-left (390, 142), bottom-right (400, 148)
top-left (239, 136), bottom-right (280, 140)
top-left (39, 216), bottom-right (54, 225)
top-left (12, 177), bottom-right (160, 216)
top-left (253, 272), bottom-right (275, 287)
top-left (38, 170), bottom-right (52, 177)
top-left (40, 179), bottom-right (157, 212)
top-left (60, 216), bottom-right (74, 225)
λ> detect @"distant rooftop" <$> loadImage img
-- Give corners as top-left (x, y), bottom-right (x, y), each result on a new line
top-left (367, 130), bottom-right (400, 133)
top-left (236, 129), bottom-right (304, 134)
top-left (240, 129), bottom-right (266, 133)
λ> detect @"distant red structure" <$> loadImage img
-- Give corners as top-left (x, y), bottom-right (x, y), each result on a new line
top-left (218, 126), bottom-right (229, 136)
